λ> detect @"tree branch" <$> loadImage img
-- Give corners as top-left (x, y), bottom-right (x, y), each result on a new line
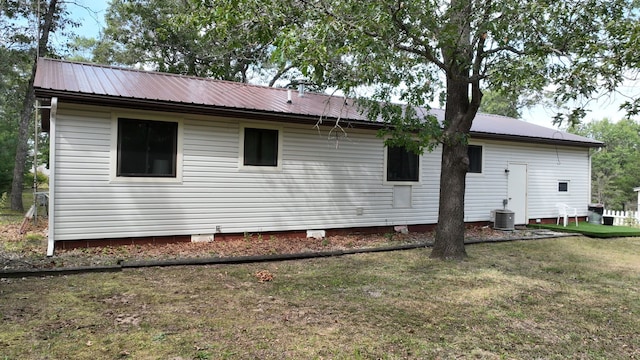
top-left (388, 1), bottom-right (448, 71)
top-left (268, 64), bottom-right (295, 87)
top-left (482, 44), bottom-right (524, 57)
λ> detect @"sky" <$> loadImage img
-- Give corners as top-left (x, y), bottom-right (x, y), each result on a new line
top-left (66, 0), bottom-right (636, 131)
top-left (67, 0), bottom-right (110, 38)
top-left (521, 83), bottom-right (638, 129)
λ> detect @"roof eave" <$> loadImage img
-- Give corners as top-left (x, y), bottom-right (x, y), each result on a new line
top-left (471, 131), bottom-right (604, 148)
top-left (35, 88), bottom-right (604, 148)
top-left (34, 89), bottom-right (383, 130)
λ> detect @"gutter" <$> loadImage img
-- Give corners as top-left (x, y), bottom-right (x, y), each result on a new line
top-left (470, 132), bottom-right (604, 148)
top-left (32, 89), bottom-right (382, 130)
top-left (34, 89), bottom-right (603, 149)
top-left (46, 97), bottom-right (58, 257)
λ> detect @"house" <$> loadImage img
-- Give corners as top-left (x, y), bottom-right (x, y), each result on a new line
top-left (34, 58), bottom-right (603, 255)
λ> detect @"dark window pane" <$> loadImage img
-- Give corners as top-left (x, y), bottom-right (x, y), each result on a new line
top-left (559, 182), bottom-right (568, 192)
top-left (387, 145), bottom-right (419, 182)
top-left (244, 128), bottom-right (278, 166)
top-left (117, 118), bottom-right (177, 177)
top-left (468, 145), bottom-right (482, 173)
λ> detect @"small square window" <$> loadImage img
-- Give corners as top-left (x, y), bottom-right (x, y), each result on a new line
top-left (243, 127), bottom-right (279, 167)
top-left (117, 118), bottom-right (177, 177)
top-left (558, 181), bottom-right (569, 192)
top-left (468, 145), bottom-right (482, 173)
top-left (387, 145), bottom-right (419, 182)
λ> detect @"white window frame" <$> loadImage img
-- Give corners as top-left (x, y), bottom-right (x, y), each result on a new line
top-left (558, 180), bottom-right (570, 193)
top-left (110, 113), bottom-right (184, 183)
top-left (467, 143), bottom-right (484, 175)
top-left (383, 141), bottom-right (421, 185)
top-left (239, 122), bottom-right (283, 171)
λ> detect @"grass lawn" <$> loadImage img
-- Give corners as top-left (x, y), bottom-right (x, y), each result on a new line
top-left (1, 236), bottom-right (639, 359)
top-left (530, 221), bottom-right (640, 237)
top-left (0, 191), bottom-right (48, 226)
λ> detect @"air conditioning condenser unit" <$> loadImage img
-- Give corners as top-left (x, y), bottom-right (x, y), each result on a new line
top-left (493, 209), bottom-right (515, 230)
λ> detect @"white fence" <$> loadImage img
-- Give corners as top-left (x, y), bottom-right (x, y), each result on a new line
top-left (602, 209), bottom-right (639, 226)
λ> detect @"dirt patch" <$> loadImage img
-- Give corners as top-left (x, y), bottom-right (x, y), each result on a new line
top-left (1, 218), bottom-right (561, 271)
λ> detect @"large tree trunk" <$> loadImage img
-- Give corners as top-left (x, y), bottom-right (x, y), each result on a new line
top-left (9, 75), bottom-right (36, 212)
top-left (9, 0), bottom-right (59, 211)
top-left (431, 139), bottom-right (469, 259)
top-left (431, 76), bottom-right (477, 260)
top-left (430, 0), bottom-right (483, 260)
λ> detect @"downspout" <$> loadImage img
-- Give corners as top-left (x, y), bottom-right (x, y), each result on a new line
top-left (587, 149), bottom-right (592, 205)
top-left (33, 100), bottom-right (39, 225)
top-left (46, 97), bottom-right (58, 257)
top-left (637, 188), bottom-right (640, 223)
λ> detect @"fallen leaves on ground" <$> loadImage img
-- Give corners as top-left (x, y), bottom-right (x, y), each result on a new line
top-left (1, 218), bottom-right (556, 271)
top-left (254, 270), bottom-right (274, 282)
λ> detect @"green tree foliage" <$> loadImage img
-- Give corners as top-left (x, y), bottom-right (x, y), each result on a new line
top-left (65, 35), bottom-right (101, 62)
top-left (268, 0), bottom-right (639, 259)
top-left (99, 0), bottom-right (299, 84)
top-left (478, 90), bottom-right (520, 118)
top-left (0, 3), bottom-right (36, 195)
top-left (571, 118), bottom-right (640, 210)
top-left (1, 0), bottom-right (76, 211)
top-left (23, 170), bottom-right (48, 188)
top-left (0, 0), bottom-right (38, 194)
top-left (0, 47), bottom-right (29, 194)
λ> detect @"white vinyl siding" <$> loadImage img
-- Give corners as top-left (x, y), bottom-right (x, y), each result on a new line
top-left (51, 104), bottom-right (592, 241)
top-left (464, 140), bottom-right (590, 223)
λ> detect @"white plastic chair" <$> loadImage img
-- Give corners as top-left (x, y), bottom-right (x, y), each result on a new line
top-left (556, 203), bottom-right (578, 227)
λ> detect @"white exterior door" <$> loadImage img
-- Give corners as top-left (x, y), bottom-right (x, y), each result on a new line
top-left (507, 163), bottom-right (528, 225)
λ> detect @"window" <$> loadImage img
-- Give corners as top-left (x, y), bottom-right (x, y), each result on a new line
top-left (117, 118), bottom-right (178, 177)
top-left (558, 181), bottom-right (569, 192)
top-left (468, 145), bottom-right (482, 173)
top-left (386, 145), bottom-right (419, 182)
top-left (243, 127), bottom-right (279, 167)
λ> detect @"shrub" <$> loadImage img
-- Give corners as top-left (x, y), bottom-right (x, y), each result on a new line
top-left (24, 171), bottom-right (48, 189)
top-left (0, 192), bottom-right (7, 208)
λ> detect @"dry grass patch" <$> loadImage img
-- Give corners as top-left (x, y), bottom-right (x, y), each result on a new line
top-left (1, 236), bottom-right (639, 359)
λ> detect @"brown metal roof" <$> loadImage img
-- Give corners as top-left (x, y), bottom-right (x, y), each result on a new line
top-left (34, 58), bottom-right (603, 148)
